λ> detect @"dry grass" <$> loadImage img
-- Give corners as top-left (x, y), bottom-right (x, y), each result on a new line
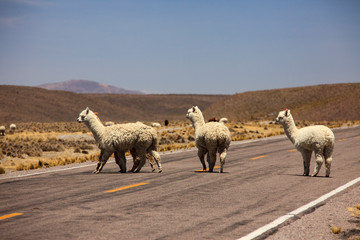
top-left (331, 203), bottom-right (360, 239)
top-left (0, 119), bottom-right (359, 174)
top-left (14, 153), bottom-right (99, 171)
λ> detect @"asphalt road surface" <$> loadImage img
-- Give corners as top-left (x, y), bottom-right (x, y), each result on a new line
top-left (1, 126), bottom-right (359, 240)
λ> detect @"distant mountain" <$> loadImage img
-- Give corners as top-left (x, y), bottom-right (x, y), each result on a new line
top-left (38, 80), bottom-right (144, 94)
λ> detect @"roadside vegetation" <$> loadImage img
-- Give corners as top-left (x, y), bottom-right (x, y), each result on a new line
top-left (0, 120), bottom-right (359, 174)
top-left (331, 203), bottom-right (360, 239)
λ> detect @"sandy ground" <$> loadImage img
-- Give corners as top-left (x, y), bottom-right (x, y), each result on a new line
top-left (265, 183), bottom-right (360, 240)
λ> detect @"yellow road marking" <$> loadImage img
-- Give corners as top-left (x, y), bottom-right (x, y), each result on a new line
top-left (0, 213), bottom-right (23, 220)
top-left (106, 182), bottom-right (149, 193)
top-left (337, 139), bottom-right (346, 142)
top-left (195, 166), bottom-right (220, 172)
top-left (288, 149), bottom-right (297, 152)
top-left (354, 136), bottom-right (360, 139)
top-left (251, 155), bottom-right (268, 160)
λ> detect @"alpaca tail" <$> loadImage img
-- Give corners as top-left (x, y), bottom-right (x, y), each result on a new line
top-left (148, 133), bottom-right (158, 152)
top-left (219, 118), bottom-right (228, 124)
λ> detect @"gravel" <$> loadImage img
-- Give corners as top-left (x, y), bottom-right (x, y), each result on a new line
top-left (265, 184), bottom-right (360, 240)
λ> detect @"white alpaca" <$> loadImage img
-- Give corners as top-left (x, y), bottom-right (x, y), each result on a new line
top-left (276, 109), bottom-right (335, 177)
top-left (219, 118), bottom-right (228, 124)
top-left (151, 122), bottom-right (161, 127)
top-left (9, 124), bottom-right (16, 133)
top-left (186, 106), bottom-right (231, 173)
top-left (0, 126), bottom-right (5, 136)
top-left (77, 107), bottom-right (162, 174)
top-left (102, 120), bottom-right (155, 172)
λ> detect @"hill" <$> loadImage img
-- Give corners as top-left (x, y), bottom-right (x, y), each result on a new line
top-left (38, 79), bottom-right (144, 94)
top-left (203, 83), bottom-right (360, 121)
top-left (0, 86), bottom-right (226, 123)
top-left (0, 83), bottom-right (359, 124)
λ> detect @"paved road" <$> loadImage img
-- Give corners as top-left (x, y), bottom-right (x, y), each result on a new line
top-left (1, 127), bottom-right (359, 240)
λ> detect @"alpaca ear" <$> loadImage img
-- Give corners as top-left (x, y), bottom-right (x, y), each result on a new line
top-left (86, 107), bottom-right (90, 115)
top-left (192, 106), bottom-right (196, 112)
top-left (285, 109), bottom-right (290, 116)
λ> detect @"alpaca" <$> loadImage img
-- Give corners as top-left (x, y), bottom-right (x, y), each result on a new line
top-left (128, 150), bottom-right (155, 172)
top-left (219, 118), bottom-right (228, 124)
top-left (208, 117), bottom-right (220, 122)
top-left (0, 126), bottom-right (5, 136)
top-left (112, 150), bottom-right (155, 173)
top-left (276, 109), bottom-right (335, 177)
top-left (9, 124), bottom-right (16, 134)
top-left (151, 122), bottom-right (161, 128)
top-left (77, 107), bottom-right (162, 174)
top-left (99, 117), bottom-right (154, 171)
top-left (208, 117), bottom-right (228, 123)
top-left (186, 106), bottom-right (231, 173)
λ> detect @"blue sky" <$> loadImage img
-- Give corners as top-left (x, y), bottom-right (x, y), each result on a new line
top-left (0, 0), bottom-right (359, 94)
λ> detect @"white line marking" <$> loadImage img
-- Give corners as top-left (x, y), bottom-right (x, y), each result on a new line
top-left (237, 176), bottom-right (360, 240)
top-left (0, 163), bottom-right (98, 180)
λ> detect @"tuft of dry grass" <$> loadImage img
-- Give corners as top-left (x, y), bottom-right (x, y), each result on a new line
top-left (11, 152), bottom-right (100, 172)
top-left (1, 119), bottom-right (359, 174)
top-left (330, 226), bottom-right (342, 234)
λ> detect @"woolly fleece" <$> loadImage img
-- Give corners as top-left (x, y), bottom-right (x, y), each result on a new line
top-left (186, 106), bottom-right (231, 173)
top-left (276, 109), bottom-right (335, 177)
top-left (77, 107), bottom-right (162, 173)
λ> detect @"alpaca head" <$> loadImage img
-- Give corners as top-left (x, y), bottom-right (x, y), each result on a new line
top-left (186, 106), bottom-right (201, 120)
top-left (77, 107), bottom-right (93, 123)
top-left (275, 109), bottom-right (291, 124)
top-left (186, 106), bottom-right (205, 126)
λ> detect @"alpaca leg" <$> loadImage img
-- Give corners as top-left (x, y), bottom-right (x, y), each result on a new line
top-left (218, 148), bottom-right (227, 173)
top-left (324, 156), bottom-right (332, 177)
top-left (208, 149), bottom-right (217, 172)
top-left (118, 151), bottom-right (127, 173)
top-left (114, 151), bottom-right (126, 173)
top-left (94, 149), bottom-right (104, 173)
top-left (129, 148), bottom-right (138, 172)
top-left (134, 153), bottom-right (147, 173)
top-left (94, 150), bottom-right (112, 174)
top-left (324, 145), bottom-right (334, 177)
top-left (300, 149), bottom-right (312, 176)
top-left (312, 148), bottom-right (324, 177)
top-left (147, 154), bottom-right (156, 172)
top-left (149, 150), bottom-right (162, 173)
top-left (198, 148), bottom-right (207, 171)
top-left (114, 151), bottom-right (120, 167)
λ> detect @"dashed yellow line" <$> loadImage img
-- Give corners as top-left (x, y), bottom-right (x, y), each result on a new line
top-left (0, 213), bottom-right (23, 221)
top-left (195, 166), bottom-right (220, 172)
top-left (337, 139), bottom-right (346, 142)
top-left (354, 136), bottom-right (360, 139)
top-left (106, 183), bottom-right (149, 193)
top-left (251, 155), bottom-right (268, 160)
top-left (288, 149), bottom-right (297, 152)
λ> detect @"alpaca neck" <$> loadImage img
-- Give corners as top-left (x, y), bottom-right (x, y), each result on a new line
top-left (85, 114), bottom-right (105, 142)
top-left (282, 115), bottom-right (298, 144)
top-left (191, 114), bottom-right (205, 137)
